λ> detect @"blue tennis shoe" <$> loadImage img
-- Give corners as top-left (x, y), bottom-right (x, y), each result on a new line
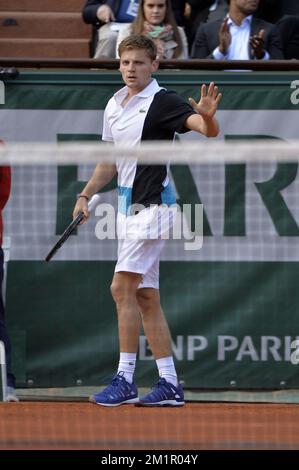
top-left (138, 378), bottom-right (185, 406)
top-left (90, 373), bottom-right (139, 407)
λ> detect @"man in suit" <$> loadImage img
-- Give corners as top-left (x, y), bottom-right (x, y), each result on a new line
top-left (191, 0), bottom-right (284, 59)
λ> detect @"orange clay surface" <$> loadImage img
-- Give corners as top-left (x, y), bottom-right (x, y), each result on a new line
top-left (1, 402), bottom-right (299, 450)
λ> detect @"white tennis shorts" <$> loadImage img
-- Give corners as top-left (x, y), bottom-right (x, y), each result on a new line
top-left (115, 205), bottom-right (177, 289)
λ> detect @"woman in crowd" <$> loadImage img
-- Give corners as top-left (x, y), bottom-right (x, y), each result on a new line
top-left (116, 0), bottom-right (188, 59)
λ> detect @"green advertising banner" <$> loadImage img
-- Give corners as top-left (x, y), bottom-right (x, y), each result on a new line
top-left (1, 70), bottom-right (299, 389)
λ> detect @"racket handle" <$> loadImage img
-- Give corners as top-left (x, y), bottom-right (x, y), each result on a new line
top-left (87, 193), bottom-right (101, 212)
top-left (45, 194), bottom-right (101, 262)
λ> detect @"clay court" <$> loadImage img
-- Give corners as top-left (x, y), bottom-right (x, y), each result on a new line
top-left (1, 401), bottom-right (299, 450)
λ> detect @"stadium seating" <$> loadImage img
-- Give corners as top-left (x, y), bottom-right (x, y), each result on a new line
top-left (0, 0), bottom-right (91, 58)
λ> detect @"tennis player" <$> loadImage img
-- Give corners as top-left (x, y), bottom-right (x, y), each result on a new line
top-left (73, 34), bottom-right (221, 406)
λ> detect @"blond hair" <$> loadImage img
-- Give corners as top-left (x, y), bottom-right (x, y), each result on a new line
top-left (118, 34), bottom-right (157, 60)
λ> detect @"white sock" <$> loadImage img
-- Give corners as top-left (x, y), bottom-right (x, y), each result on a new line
top-left (156, 356), bottom-right (178, 386)
top-left (117, 352), bottom-right (137, 384)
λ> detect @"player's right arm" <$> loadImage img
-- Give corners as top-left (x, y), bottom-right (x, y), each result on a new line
top-left (73, 162), bottom-right (117, 222)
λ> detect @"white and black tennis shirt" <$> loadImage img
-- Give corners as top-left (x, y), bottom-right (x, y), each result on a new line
top-left (102, 79), bottom-right (195, 214)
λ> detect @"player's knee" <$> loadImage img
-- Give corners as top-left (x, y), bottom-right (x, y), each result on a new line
top-left (136, 289), bottom-right (156, 313)
top-left (110, 280), bottom-right (122, 302)
top-left (110, 279), bottom-right (137, 303)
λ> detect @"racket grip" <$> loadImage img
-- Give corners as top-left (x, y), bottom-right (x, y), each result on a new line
top-left (87, 194), bottom-right (101, 212)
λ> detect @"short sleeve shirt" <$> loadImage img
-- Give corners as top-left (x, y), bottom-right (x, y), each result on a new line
top-left (102, 79), bottom-right (195, 213)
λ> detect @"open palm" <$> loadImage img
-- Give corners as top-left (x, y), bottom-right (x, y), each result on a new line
top-left (189, 82), bottom-right (222, 119)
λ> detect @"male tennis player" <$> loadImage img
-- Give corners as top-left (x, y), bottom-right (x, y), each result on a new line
top-left (73, 34), bottom-right (221, 406)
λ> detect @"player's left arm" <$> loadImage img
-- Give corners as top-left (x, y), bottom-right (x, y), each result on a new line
top-left (185, 82), bottom-right (222, 137)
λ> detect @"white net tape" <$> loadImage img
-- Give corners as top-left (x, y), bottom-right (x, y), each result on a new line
top-left (0, 140), bottom-right (299, 164)
top-left (1, 140), bottom-right (299, 262)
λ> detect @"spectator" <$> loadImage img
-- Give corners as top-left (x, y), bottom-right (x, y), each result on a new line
top-left (82, 0), bottom-right (140, 58)
top-left (275, 15), bottom-right (299, 59)
top-left (154, 2), bottom-right (220, 52)
top-left (191, 0), bottom-right (284, 60)
top-left (255, 0), bottom-right (299, 24)
top-left (0, 161), bottom-right (18, 402)
top-left (169, 0), bottom-right (187, 26)
top-left (116, 0), bottom-right (188, 59)
top-left (206, 0), bottom-right (229, 23)
top-left (185, 1), bottom-right (223, 51)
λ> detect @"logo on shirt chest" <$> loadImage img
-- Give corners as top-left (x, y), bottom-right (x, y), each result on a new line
top-left (115, 108), bottom-right (148, 131)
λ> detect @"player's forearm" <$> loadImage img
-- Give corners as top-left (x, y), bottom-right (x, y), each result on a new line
top-left (200, 116), bottom-right (219, 137)
top-left (186, 114), bottom-right (219, 137)
top-left (81, 163), bottom-right (116, 198)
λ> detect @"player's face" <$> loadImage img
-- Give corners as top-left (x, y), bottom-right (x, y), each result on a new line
top-left (119, 49), bottom-right (158, 93)
top-left (143, 0), bottom-right (167, 25)
top-left (235, 0), bottom-right (259, 15)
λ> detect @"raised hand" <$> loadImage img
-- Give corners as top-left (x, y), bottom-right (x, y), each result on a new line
top-left (189, 82), bottom-right (222, 119)
top-left (219, 18), bottom-right (231, 55)
top-left (250, 29), bottom-right (265, 59)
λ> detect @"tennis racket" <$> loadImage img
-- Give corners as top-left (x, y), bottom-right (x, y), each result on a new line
top-left (45, 194), bottom-right (101, 262)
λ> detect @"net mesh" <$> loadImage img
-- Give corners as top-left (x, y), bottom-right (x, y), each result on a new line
top-left (1, 141), bottom-right (299, 450)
